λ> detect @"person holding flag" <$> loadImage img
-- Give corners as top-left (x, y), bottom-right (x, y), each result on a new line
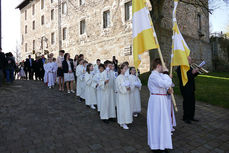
top-left (170, 0), bottom-right (199, 124)
top-left (132, 0), bottom-right (174, 151)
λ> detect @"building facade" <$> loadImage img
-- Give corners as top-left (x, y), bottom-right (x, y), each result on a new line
top-left (17, 0), bottom-right (211, 73)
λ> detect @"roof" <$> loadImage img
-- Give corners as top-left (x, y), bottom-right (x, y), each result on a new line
top-left (16, 0), bottom-right (33, 10)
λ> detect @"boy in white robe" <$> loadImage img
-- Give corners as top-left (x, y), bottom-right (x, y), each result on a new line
top-left (47, 58), bottom-right (55, 88)
top-left (93, 59), bottom-right (101, 74)
top-left (85, 63), bottom-right (97, 109)
top-left (99, 61), bottom-right (116, 123)
top-left (76, 59), bottom-right (84, 101)
top-left (116, 63), bottom-right (133, 130)
top-left (52, 58), bottom-right (58, 84)
top-left (93, 64), bottom-right (105, 112)
top-left (147, 58), bottom-right (173, 151)
top-left (129, 67), bottom-right (142, 117)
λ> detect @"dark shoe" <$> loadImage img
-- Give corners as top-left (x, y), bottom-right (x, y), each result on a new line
top-left (184, 120), bottom-right (192, 124)
top-left (102, 120), bottom-right (109, 124)
top-left (191, 118), bottom-right (199, 122)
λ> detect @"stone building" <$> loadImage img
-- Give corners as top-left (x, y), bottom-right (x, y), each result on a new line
top-left (17, 0), bottom-right (212, 73)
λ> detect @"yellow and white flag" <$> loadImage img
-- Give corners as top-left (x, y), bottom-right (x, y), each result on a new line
top-left (132, 0), bottom-right (159, 68)
top-left (171, 0), bottom-right (190, 86)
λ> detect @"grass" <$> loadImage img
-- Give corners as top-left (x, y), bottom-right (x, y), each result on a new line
top-left (140, 71), bottom-right (229, 109)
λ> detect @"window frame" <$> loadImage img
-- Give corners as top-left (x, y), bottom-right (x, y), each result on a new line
top-left (103, 10), bottom-right (110, 29)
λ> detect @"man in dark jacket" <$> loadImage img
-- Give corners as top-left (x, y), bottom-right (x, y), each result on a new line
top-left (38, 55), bottom-right (46, 81)
top-left (177, 56), bottom-right (199, 124)
top-left (0, 48), bottom-right (6, 86)
top-left (25, 55), bottom-right (35, 80)
top-left (34, 57), bottom-right (41, 80)
top-left (5, 52), bottom-right (16, 83)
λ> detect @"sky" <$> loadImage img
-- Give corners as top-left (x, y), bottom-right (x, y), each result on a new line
top-left (1, 0), bottom-right (229, 53)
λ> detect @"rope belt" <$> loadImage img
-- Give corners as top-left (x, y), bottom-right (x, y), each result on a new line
top-left (151, 93), bottom-right (168, 96)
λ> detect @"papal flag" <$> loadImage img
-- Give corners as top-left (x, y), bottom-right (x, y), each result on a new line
top-left (171, 0), bottom-right (190, 86)
top-left (132, 0), bottom-right (159, 68)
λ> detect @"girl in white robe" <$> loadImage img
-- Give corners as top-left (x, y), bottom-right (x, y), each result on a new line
top-left (76, 59), bottom-right (84, 100)
top-left (147, 59), bottom-right (173, 151)
top-left (116, 64), bottom-right (133, 130)
top-left (129, 67), bottom-right (142, 117)
top-left (85, 63), bottom-right (97, 109)
top-left (80, 61), bottom-right (87, 100)
top-left (47, 58), bottom-right (55, 88)
top-left (93, 64), bottom-right (105, 112)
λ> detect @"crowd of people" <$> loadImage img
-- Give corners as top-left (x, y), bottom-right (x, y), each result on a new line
top-left (39, 50), bottom-right (178, 152)
top-left (1, 48), bottom-right (201, 152)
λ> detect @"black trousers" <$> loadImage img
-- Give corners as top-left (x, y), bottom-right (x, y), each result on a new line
top-left (28, 68), bottom-right (34, 80)
top-left (181, 90), bottom-right (196, 121)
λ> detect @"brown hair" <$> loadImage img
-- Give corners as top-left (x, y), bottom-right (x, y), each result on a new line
top-left (118, 63), bottom-right (127, 75)
top-left (86, 63), bottom-right (92, 74)
top-left (152, 58), bottom-right (162, 70)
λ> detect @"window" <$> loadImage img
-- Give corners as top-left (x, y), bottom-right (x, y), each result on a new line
top-left (79, 0), bottom-right (85, 5)
top-left (63, 28), bottom-right (67, 40)
top-left (41, 37), bottom-right (44, 49)
top-left (197, 13), bottom-right (202, 31)
top-left (80, 19), bottom-right (86, 35)
top-left (32, 21), bottom-right (35, 30)
top-left (33, 40), bottom-right (35, 50)
top-left (125, 1), bottom-right (132, 21)
top-left (32, 4), bottom-right (35, 15)
top-left (41, 15), bottom-right (45, 25)
top-left (41, 0), bottom-right (44, 9)
top-left (25, 10), bottom-right (27, 20)
top-left (25, 25), bottom-right (27, 34)
top-left (51, 32), bottom-right (55, 44)
top-left (62, 2), bottom-right (67, 14)
top-left (51, 9), bottom-right (54, 20)
top-left (103, 10), bottom-right (110, 28)
top-left (25, 43), bottom-right (27, 52)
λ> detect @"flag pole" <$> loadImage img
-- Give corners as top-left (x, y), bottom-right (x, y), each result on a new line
top-left (149, 15), bottom-right (178, 112)
top-left (170, 34), bottom-right (178, 112)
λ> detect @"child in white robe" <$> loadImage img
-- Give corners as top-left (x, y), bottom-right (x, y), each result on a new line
top-left (147, 58), bottom-right (173, 151)
top-left (52, 58), bottom-right (58, 84)
top-left (99, 61), bottom-right (116, 123)
top-left (76, 59), bottom-right (84, 101)
top-left (129, 67), bottom-right (142, 117)
top-left (43, 59), bottom-right (48, 85)
top-left (93, 64), bottom-right (105, 112)
top-left (116, 63), bottom-right (133, 130)
top-left (85, 63), bottom-right (97, 109)
top-left (47, 58), bottom-right (55, 88)
top-left (106, 61), bottom-right (116, 119)
top-left (80, 61), bottom-right (87, 100)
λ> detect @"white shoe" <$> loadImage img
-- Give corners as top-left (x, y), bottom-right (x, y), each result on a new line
top-left (90, 105), bottom-right (96, 110)
top-left (122, 124), bottom-right (129, 130)
top-left (48, 86), bottom-right (51, 89)
top-left (71, 90), bottom-right (75, 93)
top-left (134, 114), bottom-right (138, 117)
top-left (67, 90), bottom-right (70, 94)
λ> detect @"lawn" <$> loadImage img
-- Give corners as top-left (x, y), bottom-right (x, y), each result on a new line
top-left (140, 71), bottom-right (229, 109)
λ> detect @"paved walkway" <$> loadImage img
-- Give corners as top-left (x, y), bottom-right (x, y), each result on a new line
top-left (0, 80), bottom-right (228, 153)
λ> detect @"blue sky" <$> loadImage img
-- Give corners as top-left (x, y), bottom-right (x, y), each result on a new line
top-left (1, 0), bottom-right (229, 53)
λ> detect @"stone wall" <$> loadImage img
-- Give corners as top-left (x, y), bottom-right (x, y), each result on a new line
top-left (19, 0), bottom-right (211, 73)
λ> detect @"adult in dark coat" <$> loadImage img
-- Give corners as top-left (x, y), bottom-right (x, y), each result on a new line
top-left (5, 52), bottom-right (16, 83)
top-left (25, 55), bottom-right (35, 80)
top-left (34, 58), bottom-right (41, 80)
top-left (0, 48), bottom-right (6, 86)
top-left (176, 56), bottom-right (199, 124)
top-left (38, 55), bottom-right (46, 81)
